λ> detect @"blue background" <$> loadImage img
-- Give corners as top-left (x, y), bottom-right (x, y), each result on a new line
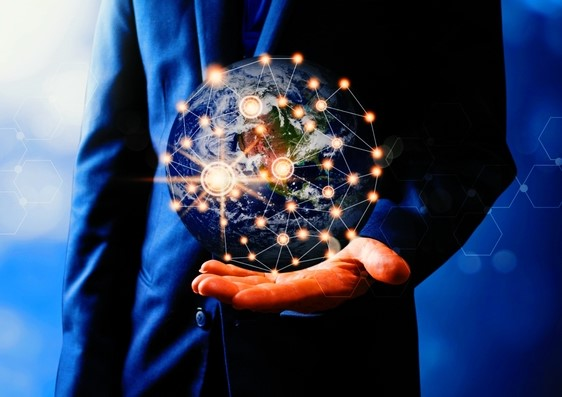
top-left (0, 1), bottom-right (560, 396)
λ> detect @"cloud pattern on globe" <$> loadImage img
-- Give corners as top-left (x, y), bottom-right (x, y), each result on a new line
top-left (166, 54), bottom-right (383, 272)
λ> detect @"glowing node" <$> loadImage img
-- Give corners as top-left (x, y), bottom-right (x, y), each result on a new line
top-left (255, 216), bottom-right (267, 228)
top-left (230, 188), bottom-right (241, 198)
top-left (187, 183), bottom-right (197, 194)
top-left (270, 269), bottom-right (279, 278)
top-left (199, 115), bottom-right (211, 127)
top-left (271, 157), bottom-right (294, 180)
top-left (255, 125), bottom-right (267, 135)
top-left (278, 96), bottom-right (288, 107)
top-left (292, 53), bottom-right (304, 64)
top-left (322, 185), bottom-right (335, 199)
top-left (292, 258), bottom-right (300, 266)
top-left (371, 166), bottom-right (382, 177)
top-left (331, 137), bottom-right (343, 149)
top-left (372, 147), bottom-right (383, 159)
top-left (206, 65), bottom-right (224, 86)
top-left (240, 236), bottom-right (248, 245)
top-left (161, 152), bottom-right (173, 165)
top-left (197, 201), bottom-right (208, 212)
top-left (277, 232), bottom-right (290, 246)
top-left (339, 78), bottom-right (350, 89)
top-left (213, 127), bottom-right (224, 136)
top-left (320, 231), bottom-right (331, 242)
top-left (330, 206), bottom-right (342, 218)
top-left (368, 191), bottom-right (379, 202)
top-left (315, 99), bottom-right (328, 112)
top-left (285, 201), bottom-right (297, 212)
top-left (170, 200), bottom-right (181, 211)
top-left (322, 159), bottom-right (333, 171)
top-left (220, 217), bottom-right (228, 227)
top-left (239, 95), bottom-right (263, 119)
top-left (325, 250), bottom-right (335, 258)
top-left (308, 78), bottom-right (320, 89)
top-left (292, 106), bottom-right (305, 119)
top-left (176, 101), bottom-right (188, 114)
top-left (304, 120), bottom-right (316, 132)
top-left (181, 137), bottom-right (192, 149)
top-left (259, 170), bottom-right (269, 180)
top-left (200, 161), bottom-right (236, 197)
top-left (248, 253), bottom-right (256, 261)
top-left (297, 228), bottom-right (309, 240)
top-left (346, 229), bottom-right (357, 240)
top-left (260, 54), bottom-right (271, 65)
top-left (224, 253), bottom-right (232, 262)
top-left (365, 111), bottom-right (376, 123)
top-left (347, 173), bottom-right (359, 186)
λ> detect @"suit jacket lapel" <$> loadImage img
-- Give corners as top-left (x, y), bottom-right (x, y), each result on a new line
top-left (254, 0), bottom-right (294, 56)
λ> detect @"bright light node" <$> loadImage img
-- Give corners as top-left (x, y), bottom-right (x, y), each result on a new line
top-left (339, 78), bottom-right (350, 89)
top-left (181, 137), bottom-right (192, 149)
top-left (347, 172), bottom-right (359, 185)
top-left (197, 201), bottom-right (208, 212)
top-left (304, 120), bottom-right (316, 132)
top-left (331, 137), bottom-right (343, 149)
top-left (278, 96), bottom-right (288, 107)
top-left (325, 250), bottom-right (335, 259)
top-left (322, 185), bottom-right (335, 199)
top-left (239, 95), bottom-right (263, 119)
top-left (322, 159), bottom-right (333, 171)
top-left (271, 157), bottom-right (294, 180)
top-left (230, 188), bottom-right (241, 198)
top-left (170, 200), bottom-right (181, 211)
top-left (368, 191), bottom-right (379, 202)
top-left (176, 101), bottom-right (188, 114)
top-left (187, 183), bottom-right (197, 194)
top-left (292, 258), bottom-right (300, 266)
top-left (293, 106), bottom-right (305, 119)
top-left (161, 153), bottom-right (173, 165)
top-left (277, 232), bottom-right (290, 246)
top-left (255, 216), bottom-right (267, 228)
top-left (365, 111), bottom-right (376, 123)
top-left (240, 236), bottom-right (248, 245)
top-left (292, 53), bottom-right (304, 64)
top-left (320, 231), bottom-right (331, 242)
top-left (206, 65), bottom-right (224, 86)
top-left (248, 253), bottom-right (256, 261)
top-left (271, 269), bottom-right (279, 278)
top-left (308, 78), bottom-right (320, 89)
top-left (297, 228), bottom-right (309, 240)
top-left (224, 253), bottom-right (232, 262)
top-left (285, 201), bottom-right (297, 212)
top-left (220, 217), bottom-right (228, 227)
top-left (259, 170), bottom-right (269, 180)
top-left (255, 125), bottom-right (266, 135)
top-left (200, 161), bottom-right (236, 197)
top-left (199, 115), bottom-right (211, 127)
top-left (213, 126), bottom-right (224, 136)
top-left (371, 166), bottom-right (382, 177)
top-left (372, 147), bottom-right (383, 159)
top-left (315, 99), bottom-right (328, 112)
top-left (346, 229), bottom-right (357, 240)
top-left (260, 54), bottom-right (271, 65)
top-left (330, 206), bottom-right (342, 218)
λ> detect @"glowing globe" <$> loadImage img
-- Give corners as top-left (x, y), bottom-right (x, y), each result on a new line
top-left (166, 54), bottom-right (382, 272)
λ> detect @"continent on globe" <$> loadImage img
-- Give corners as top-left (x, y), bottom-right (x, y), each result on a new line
top-left (165, 53), bottom-right (383, 272)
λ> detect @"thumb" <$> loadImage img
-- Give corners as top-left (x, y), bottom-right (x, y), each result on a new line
top-left (344, 237), bottom-right (411, 285)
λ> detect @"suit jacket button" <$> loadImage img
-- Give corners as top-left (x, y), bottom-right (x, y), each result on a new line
top-left (195, 308), bottom-right (208, 328)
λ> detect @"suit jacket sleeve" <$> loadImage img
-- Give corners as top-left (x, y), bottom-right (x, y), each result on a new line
top-left (56, 0), bottom-right (156, 394)
top-left (357, 1), bottom-right (517, 289)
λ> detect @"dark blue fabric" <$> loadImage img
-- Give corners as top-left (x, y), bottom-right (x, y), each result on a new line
top-left (243, 0), bottom-right (272, 57)
top-left (55, 1), bottom-right (515, 396)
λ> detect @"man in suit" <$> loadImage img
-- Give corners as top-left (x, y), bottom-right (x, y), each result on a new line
top-left (55, 0), bottom-right (516, 396)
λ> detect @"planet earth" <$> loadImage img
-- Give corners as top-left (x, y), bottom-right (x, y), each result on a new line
top-left (166, 54), bottom-right (381, 272)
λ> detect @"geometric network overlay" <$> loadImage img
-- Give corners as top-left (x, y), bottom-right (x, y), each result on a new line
top-left (165, 54), bottom-right (383, 273)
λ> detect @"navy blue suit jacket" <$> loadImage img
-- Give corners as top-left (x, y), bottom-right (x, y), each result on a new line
top-left (56, 1), bottom-right (516, 396)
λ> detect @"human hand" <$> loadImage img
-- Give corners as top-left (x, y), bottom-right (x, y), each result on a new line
top-left (191, 237), bottom-right (410, 313)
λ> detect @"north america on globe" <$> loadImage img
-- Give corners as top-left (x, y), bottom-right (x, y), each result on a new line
top-left (165, 53), bottom-right (384, 273)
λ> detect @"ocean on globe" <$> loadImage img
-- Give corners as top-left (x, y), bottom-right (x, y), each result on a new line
top-left (165, 54), bottom-right (382, 272)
